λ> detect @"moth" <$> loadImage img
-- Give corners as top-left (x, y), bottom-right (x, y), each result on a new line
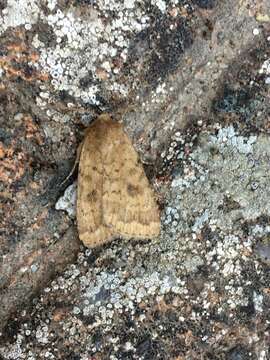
top-left (77, 114), bottom-right (160, 248)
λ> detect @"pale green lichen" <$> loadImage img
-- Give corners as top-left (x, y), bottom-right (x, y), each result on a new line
top-left (2, 125), bottom-right (269, 358)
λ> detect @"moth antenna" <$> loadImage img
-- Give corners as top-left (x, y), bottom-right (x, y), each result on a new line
top-left (59, 141), bottom-right (83, 188)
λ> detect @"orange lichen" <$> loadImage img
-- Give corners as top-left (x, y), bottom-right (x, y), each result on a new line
top-left (24, 115), bottom-right (44, 145)
top-left (0, 144), bottom-right (27, 183)
top-left (0, 142), bottom-right (6, 159)
top-left (0, 41), bottom-right (49, 82)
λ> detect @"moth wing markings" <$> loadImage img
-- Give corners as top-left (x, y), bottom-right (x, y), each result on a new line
top-left (102, 123), bottom-right (160, 239)
top-left (77, 125), bottom-right (112, 248)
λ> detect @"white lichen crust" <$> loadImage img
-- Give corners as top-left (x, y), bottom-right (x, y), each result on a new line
top-left (1, 124), bottom-right (269, 359)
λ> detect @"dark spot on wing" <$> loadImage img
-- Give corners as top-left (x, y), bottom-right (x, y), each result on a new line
top-left (87, 189), bottom-right (98, 202)
top-left (127, 183), bottom-right (141, 197)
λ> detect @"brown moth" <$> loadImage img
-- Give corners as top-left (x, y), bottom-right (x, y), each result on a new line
top-left (77, 114), bottom-right (160, 248)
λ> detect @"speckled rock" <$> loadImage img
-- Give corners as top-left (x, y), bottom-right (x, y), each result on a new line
top-left (0, 0), bottom-right (270, 359)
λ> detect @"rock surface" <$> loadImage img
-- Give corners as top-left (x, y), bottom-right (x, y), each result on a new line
top-left (0, 0), bottom-right (270, 359)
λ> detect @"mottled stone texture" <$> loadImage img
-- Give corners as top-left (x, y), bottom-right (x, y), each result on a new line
top-left (0, 0), bottom-right (270, 359)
